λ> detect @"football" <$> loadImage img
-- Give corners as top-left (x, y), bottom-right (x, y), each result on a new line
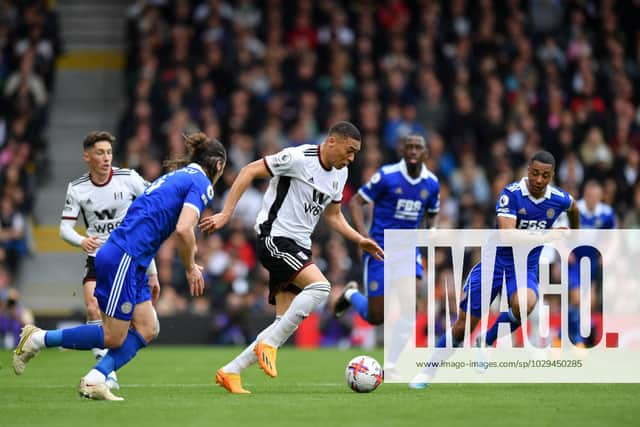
top-left (345, 355), bottom-right (383, 393)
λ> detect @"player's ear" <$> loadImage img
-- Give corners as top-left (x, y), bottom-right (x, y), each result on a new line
top-left (83, 149), bottom-right (90, 163)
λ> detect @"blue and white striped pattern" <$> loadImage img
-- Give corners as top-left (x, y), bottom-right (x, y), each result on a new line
top-left (105, 253), bottom-right (132, 316)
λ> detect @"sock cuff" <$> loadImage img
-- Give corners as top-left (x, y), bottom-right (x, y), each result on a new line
top-left (304, 282), bottom-right (331, 293)
top-left (87, 319), bottom-right (103, 326)
top-left (129, 328), bottom-right (148, 347)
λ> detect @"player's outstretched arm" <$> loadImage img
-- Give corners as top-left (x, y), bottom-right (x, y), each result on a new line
top-left (323, 202), bottom-right (384, 260)
top-left (348, 193), bottom-right (369, 237)
top-left (175, 205), bottom-right (205, 296)
top-left (200, 159), bottom-right (271, 233)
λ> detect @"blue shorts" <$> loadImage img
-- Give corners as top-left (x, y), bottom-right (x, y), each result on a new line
top-left (460, 262), bottom-right (539, 318)
top-left (363, 249), bottom-right (423, 298)
top-left (568, 247), bottom-right (601, 290)
top-left (94, 241), bottom-right (150, 321)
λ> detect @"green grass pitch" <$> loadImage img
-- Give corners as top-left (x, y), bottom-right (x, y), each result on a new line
top-left (1, 347), bottom-right (638, 427)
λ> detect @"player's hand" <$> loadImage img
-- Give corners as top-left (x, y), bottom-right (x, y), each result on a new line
top-left (186, 264), bottom-right (205, 296)
top-left (359, 237), bottom-right (384, 261)
top-left (81, 236), bottom-right (101, 253)
top-left (148, 274), bottom-right (161, 305)
top-left (199, 212), bottom-right (230, 234)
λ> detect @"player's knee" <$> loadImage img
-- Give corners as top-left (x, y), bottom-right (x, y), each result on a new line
top-left (103, 329), bottom-right (127, 348)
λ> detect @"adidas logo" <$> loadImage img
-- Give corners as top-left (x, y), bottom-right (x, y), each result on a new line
top-left (86, 199), bottom-right (93, 205)
top-left (518, 207), bottom-right (527, 215)
top-left (308, 176), bottom-right (314, 184)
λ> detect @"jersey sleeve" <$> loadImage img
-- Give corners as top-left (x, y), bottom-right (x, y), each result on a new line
top-left (358, 169), bottom-right (385, 203)
top-left (263, 147), bottom-right (304, 177)
top-left (562, 192), bottom-right (574, 212)
top-left (183, 175), bottom-right (214, 217)
top-left (61, 184), bottom-right (80, 221)
top-left (427, 180), bottom-right (440, 213)
top-left (496, 188), bottom-right (518, 218)
top-left (129, 169), bottom-right (149, 196)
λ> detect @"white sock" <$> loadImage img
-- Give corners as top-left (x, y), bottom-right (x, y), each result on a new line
top-left (345, 288), bottom-right (357, 302)
top-left (87, 320), bottom-right (106, 360)
top-left (265, 282), bottom-right (331, 347)
top-left (222, 317), bottom-right (281, 374)
top-left (385, 315), bottom-right (413, 366)
top-left (31, 330), bottom-right (46, 349)
top-left (83, 368), bottom-right (106, 384)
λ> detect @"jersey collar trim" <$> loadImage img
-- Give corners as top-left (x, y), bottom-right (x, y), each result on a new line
top-left (188, 162), bottom-right (207, 177)
top-left (519, 177), bottom-right (551, 203)
top-left (399, 160), bottom-right (426, 185)
top-left (90, 168), bottom-right (113, 187)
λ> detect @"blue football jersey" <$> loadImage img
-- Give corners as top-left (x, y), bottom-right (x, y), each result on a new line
top-left (576, 199), bottom-right (615, 229)
top-left (359, 160), bottom-right (440, 246)
top-left (495, 178), bottom-right (573, 270)
top-left (109, 163), bottom-right (214, 267)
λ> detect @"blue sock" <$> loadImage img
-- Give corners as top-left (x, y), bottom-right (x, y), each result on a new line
top-left (350, 291), bottom-right (369, 322)
top-left (435, 332), bottom-right (461, 348)
top-left (485, 309), bottom-right (521, 346)
top-left (45, 325), bottom-right (104, 349)
top-left (568, 305), bottom-right (584, 344)
top-left (95, 329), bottom-right (147, 377)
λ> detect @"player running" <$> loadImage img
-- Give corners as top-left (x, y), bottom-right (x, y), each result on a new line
top-left (410, 151), bottom-right (580, 388)
top-left (201, 121), bottom-right (384, 394)
top-left (334, 134), bottom-right (439, 324)
top-left (59, 131), bottom-right (160, 390)
top-left (13, 133), bottom-right (226, 401)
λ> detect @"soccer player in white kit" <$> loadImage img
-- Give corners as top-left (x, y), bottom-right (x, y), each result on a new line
top-left (201, 121), bottom-right (384, 393)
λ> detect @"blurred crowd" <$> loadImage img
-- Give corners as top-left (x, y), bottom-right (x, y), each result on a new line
top-left (0, 0), bottom-right (59, 348)
top-left (114, 0), bottom-right (640, 345)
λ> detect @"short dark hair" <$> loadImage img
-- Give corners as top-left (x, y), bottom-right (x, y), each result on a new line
top-left (530, 150), bottom-right (556, 169)
top-left (328, 121), bottom-right (361, 141)
top-left (83, 131), bottom-right (115, 150)
top-left (402, 134), bottom-right (426, 146)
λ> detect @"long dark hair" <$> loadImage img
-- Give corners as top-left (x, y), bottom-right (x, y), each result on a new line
top-left (164, 132), bottom-right (226, 179)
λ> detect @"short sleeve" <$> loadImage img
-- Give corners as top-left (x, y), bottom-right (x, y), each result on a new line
top-left (358, 169), bottom-right (385, 203)
top-left (496, 189), bottom-right (517, 218)
top-left (61, 184), bottom-right (80, 220)
top-left (263, 147), bottom-right (302, 177)
top-left (427, 181), bottom-right (440, 213)
top-left (563, 193), bottom-right (573, 212)
top-left (129, 169), bottom-right (149, 196)
top-left (184, 176), bottom-right (214, 217)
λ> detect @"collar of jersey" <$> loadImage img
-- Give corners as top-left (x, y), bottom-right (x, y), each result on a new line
top-left (187, 162), bottom-right (206, 177)
top-left (519, 177), bottom-right (551, 203)
top-left (399, 159), bottom-right (427, 185)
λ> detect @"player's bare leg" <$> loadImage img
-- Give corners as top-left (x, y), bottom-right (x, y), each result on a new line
top-left (255, 265), bottom-right (330, 378)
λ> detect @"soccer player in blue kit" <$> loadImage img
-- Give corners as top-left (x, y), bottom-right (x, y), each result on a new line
top-left (410, 151), bottom-right (580, 388)
top-left (13, 133), bottom-right (226, 400)
top-left (566, 180), bottom-right (615, 346)
top-left (334, 134), bottom-right (440, 325)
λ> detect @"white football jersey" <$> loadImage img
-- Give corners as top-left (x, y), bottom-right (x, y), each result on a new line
top-left (61, 167), bottom-right (147, 256)
top-left (255, 144), bottom-right (348, 249)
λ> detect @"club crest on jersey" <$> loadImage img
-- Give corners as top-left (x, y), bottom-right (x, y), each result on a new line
top-left (332, 181), bottom-right (339, 191)
top-left (274, 152), bottom-right (291, 166)
top-left (395, 187), bottom-right (403, 195)
top-left (420, 189), bottom-right (429, 199)
top-left (547, 208), bottom-right (555, 219)
top-left (370, 281), bottom-right (379, 292)
top-left (120, 302), bottom-right (133, 314)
